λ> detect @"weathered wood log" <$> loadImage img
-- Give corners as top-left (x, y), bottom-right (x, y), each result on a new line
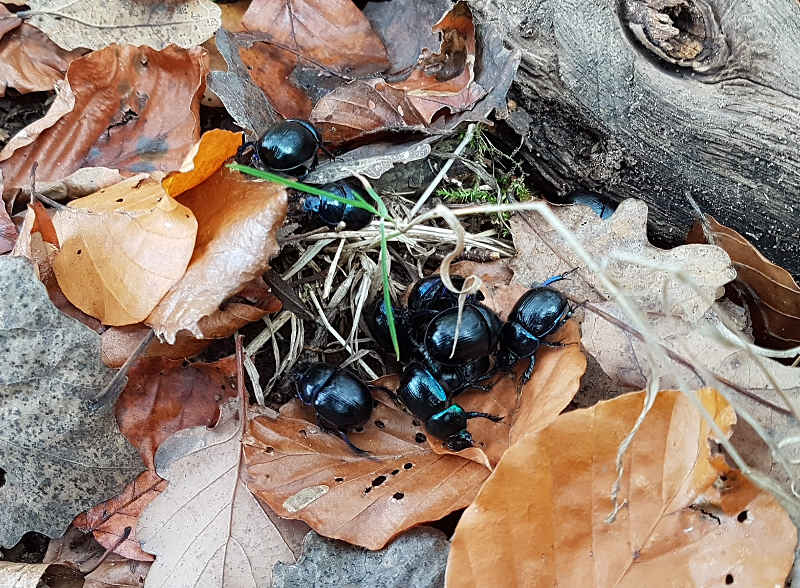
top-left (471, 0), bottom-right (800, 277)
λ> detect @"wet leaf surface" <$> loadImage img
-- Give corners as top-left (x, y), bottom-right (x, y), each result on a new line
top-left (447, 389), bottom-right (796, 587)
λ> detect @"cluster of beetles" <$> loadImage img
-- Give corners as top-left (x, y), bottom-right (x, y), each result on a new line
top-left (238, 118), bottom-right (575, 456)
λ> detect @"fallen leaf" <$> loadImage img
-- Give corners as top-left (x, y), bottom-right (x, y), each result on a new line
top-left (0, 562), bottom-right (83, 588)
top-left (147, 167), bottom-right (287, 342)
top-left (303, 137), bottom-right (436, 185)
top-left (43, 522), bottom-right (106, 569)
top-left (116, 356), bottom-right (238, 470)
top-left (33, 167), bottom-right (125, 202)
top-left (688, 215), bottom-right (800, 348)
top-left (162, 129), bottom-right (243, 197)
top-left (22, 0), bottom-right (221, 51)
top-left (0, 8), bottom-right (84, 96)
top-left (447, 388), bottom-right (796, 587)
top-left (206, 28), bottom-right (279, 136)
top-left (101, 324), bottom-right (212, 368)
top-left (0, 256), bottom-right (143, 547)
top-left (273, 528), bottom-right (450, 587)
top-left (0, 45), bottom-right (208, 198)
top-left (137, 400), bottom-right (296, 587)
top-left (84, 553), bottom-right (151, 588)
top-left (0, 173), bottom-right (16, 253)
top-left (242, 0), bottom-right (390, 76)
top-left (244, 309), bottom-right (584, 549)
top-left (52, 175), bottom-right (198, 326)
top-left (509, 199), bottom-right (735, 322)
top-left (0, 6), bottom-right (21, 38)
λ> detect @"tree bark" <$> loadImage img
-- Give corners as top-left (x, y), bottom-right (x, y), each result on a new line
top-left (471, 0), bottom-right (800, 277)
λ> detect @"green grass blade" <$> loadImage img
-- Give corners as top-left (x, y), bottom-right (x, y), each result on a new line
top-left (379, 220), bottom-right (401, 360)
top-left (228, 163), bottom-right (380, 216)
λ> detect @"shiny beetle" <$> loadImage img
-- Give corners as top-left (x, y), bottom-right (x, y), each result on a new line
top-left (396, 362), bottom-right (502, 451)
top-left (303, 181), bottom-right (374, 230)
top-left (421, 303), bottom-right (502, 366)
top-left (292, 362), bottom-right (373, 455)
top-left (366, 298), bottom-right (412, 362)
top-left (497, 283), bottom-right (571, 386)
top-left (407, 275), bottom-right (484, 316)
top-left (238, 119), bottom-right (329, 176)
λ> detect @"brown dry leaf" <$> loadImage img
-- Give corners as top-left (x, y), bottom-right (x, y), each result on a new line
top-left (240, 41), bottom-right (313, 120)
top-left (101, 324), bottom-right (211, 367)
top-left (0, 562), bottom-right (83, 587)
top-left (0, 173), bottom-right (16, 253)
top-left (447, 388), bottom-right (796, 587)
top-left (510, 199), bottom-right (735, 322)
top-left (52, 175), bottom-right (198, 325)
top-left (243, 314), bottom-right (584, 549)
top-left (84, 553), bottom-right (151, 588)
top-left (137, 400), bottom-right (296, 587)
top-left (0, 7), bottom-right (84, 97)
top-left (76, 356), bottom-right (237, 561)
top-left (147, 167), bottom-right (287, 342)
top-left (116, 355), bottom-right (238, 470)
top-left (0, 45), bottom-right (208, 198)
top-left (688, 215), bottom-right (800, 348)
top-left (23, 0), bottom-right (221, 51)
top-left (242, 0), bottom-right (389, 76)
top-left (0, 5), bottom-right (21, 38)
top-left (162, 128), bottom-right (243, 198)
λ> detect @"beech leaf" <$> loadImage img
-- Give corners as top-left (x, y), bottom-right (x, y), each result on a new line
top-left (52, 175), bottom-right (198, 326)
top-left (146, 167), bottom-right (287, 343)
top-left (137, 400), bottom-right (296, 587)
top-left (22, 0), bottom-right (221, 51)
top-left (447, 389), bottom-right (796, 587)
top-left (0, 256), bottom-right (143, 547)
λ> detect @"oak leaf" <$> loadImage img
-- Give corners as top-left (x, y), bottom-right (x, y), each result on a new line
top-left (52, 175), bottom-right (198, 326)
top-left (0, 44), bottom-right (207, 198)
top-left (0, 256), bottom-right (143, 546)
top-left (446, 389), bottom-right (796, 587)
top-left (137, 400), bottom-right (296, 587)
top-left (22, 0), bottom-right (221, 51)
top-left (84, 553), bottom-right (151, 588)
top-left (688, 215), bottom-right (800, 348)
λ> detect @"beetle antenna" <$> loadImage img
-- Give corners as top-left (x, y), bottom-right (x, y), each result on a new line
top-left (538, 266), bottom-right (581, 287)
top-left (464, 411), bottom-right (503, 423)
top-left (336, 430), bottom-right (377, 460)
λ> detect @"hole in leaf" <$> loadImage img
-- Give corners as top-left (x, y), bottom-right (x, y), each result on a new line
top-left (412, 419), bottom-right (421, 427)
top-left (115, 198), bottom-right (123, 202)
top-left (76, 249), bottom-right (82, 255)
top-left (391, 469), bottom-right (399, 475)
top-left (404, 462), bottom-right (413, 470)
top-left (354, 425), bottom-right (364, 433)
top-left (334, 477), bottom-right (344, 483)
top-left (725, 574), bottom-right (734, 584)
top-left (393, 492), bottom-right (404, 500)
top-left (415, 432), bottom-right (427, 443)
top-left (265, 446), bottom-right (274, 454)
top-left (737, 510), bottom-right (748, 523)
top-left (372, 475), bottom-right (386, 487)
top-left (374, 420), bottom-right (385, 429)
top-left (364, 486), bottom-right (372, 494)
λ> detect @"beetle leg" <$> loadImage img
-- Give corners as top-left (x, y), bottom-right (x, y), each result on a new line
top-left (324, 426), bottom-right (374, 459)
top-left (517, 356), bottom-right (536, 391)
top-left (319, 144), bottom-right (336, 161)
top-left (538, 266), bottom-right (581, 287)
top-left (464, 411), bottom-right (503, 423)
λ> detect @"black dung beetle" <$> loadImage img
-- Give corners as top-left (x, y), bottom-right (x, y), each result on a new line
top-left (292, 362), bottom-right (373, 455)
top-left (238, 119), bottom-right (330, 176)
top-left (421, 303), bottom-right (502, 366)
top-left (303, 181), bottom-right (374, 230)
top-left (366, 298), bottom-right (412, 361)
top-left (407, 275), bottom-right (484, 316)
top-left (396, 362), bottom-right (502, 451)
top-left (435, 356), bottom-right (493, 398)
top-left (496, 282), bottom-right (572, 387)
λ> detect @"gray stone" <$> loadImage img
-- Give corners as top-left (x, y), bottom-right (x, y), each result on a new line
top-left (272, 527), bottom-right (450, 588)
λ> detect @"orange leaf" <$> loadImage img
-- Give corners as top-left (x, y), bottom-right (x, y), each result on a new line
top-left (146, 168), bottom-right (287, 342)
top-left (447, 389), bottom-right (797, 587)
top-left (52, 175), bottom-right (198, 325)
top-left (162, 129), bottom-right (243, 198)
top-left (30, 201), bottom-right (58, 246)
top-left (0, 45), bottom-right (207, 195)
top-left (688, 215), bottom-right (800, 348)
